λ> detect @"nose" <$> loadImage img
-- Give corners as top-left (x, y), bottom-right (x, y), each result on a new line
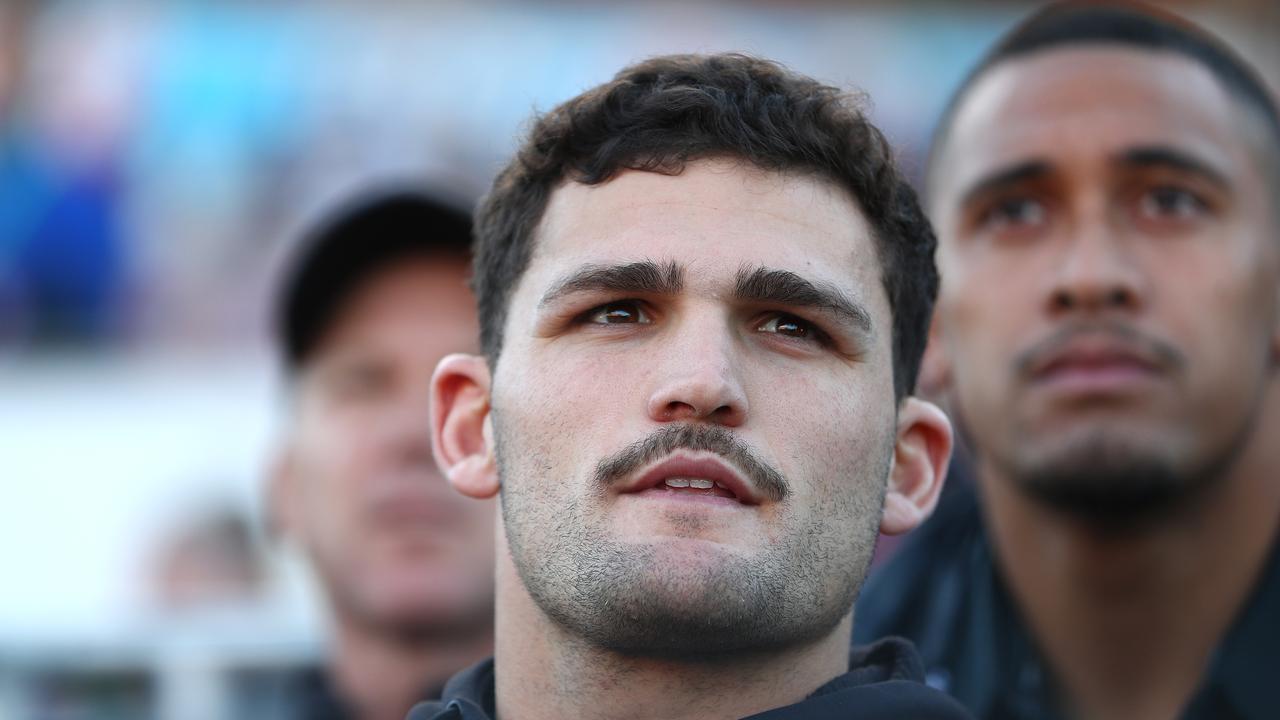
top-left (384, 379), bottom-right (438, 467)
top-left (1047, 216), bottom-right (1146, 316)
top-left (645, 318), bottom-right (748, 427)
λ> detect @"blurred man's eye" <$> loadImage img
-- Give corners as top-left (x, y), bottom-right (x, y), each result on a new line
top-left (1137, 185), bottom-right (1208, 222)
top-left (583, 300), bottom-right (652, 325)
top-left (330, 363), bottom-right (392, 400)
top-left (979, 196), bottom-right (1048, 235)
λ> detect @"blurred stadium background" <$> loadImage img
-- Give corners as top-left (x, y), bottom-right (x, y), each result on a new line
top-left (0, 1), bottom-right (1275, 718)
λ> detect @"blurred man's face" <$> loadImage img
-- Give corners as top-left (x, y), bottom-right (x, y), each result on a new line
top-left (489, 160), bottom-right (900, 655)
top-left (281, 258), bottom-right (494, 634)
top-left (930, 47), bottom-right (1280, 520)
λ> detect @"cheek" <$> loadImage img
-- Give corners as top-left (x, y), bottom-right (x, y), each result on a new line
top-left (1160, 260), bottom-right (1275, 392)
top-left (753, 365), bottom-right (894, 501)
top-left (940, 272), bottom-right (1038, 402)
top-left (548, 346), bottom-right (644, 402)
top-left (498, 344), bottom-right (649, 451)
top-left (296, 416), bottom-right (378, 510)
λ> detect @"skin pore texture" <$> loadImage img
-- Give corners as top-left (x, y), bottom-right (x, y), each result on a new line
top-left (272, 259), bottom-right (496, 720)
top-left (433, 159), bottom-right (953, 720)
top-left (928, 47), bottom-right (1280, 720)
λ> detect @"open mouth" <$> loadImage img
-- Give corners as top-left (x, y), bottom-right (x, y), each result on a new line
top-left (649, 476), bottom-right (739, 500)
top-left (619, 454), bottom-right (761, 505)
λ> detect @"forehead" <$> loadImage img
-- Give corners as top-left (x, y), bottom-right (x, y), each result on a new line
top-left (528, 160), bottom-right (882, 298)
top-left (934, 46), bottom-right (1257, 200)
top-left (312, 258), bottom-right (477, 360)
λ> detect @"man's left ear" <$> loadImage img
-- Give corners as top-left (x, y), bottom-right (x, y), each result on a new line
top-left (881, 397), bottom-right (953, 536)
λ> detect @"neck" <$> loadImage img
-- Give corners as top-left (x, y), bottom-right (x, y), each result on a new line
top-left (982, 387), bottom-right (1280, 720)
top-left (329, 614), bottom-right (494, 720)
top-left (493, 552), bottom-right (850, 720)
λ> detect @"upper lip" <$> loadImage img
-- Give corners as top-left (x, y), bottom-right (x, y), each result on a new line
top-left (618, 453), bottom-right (762, 505)
top-left (1026, 333), bottom-right (1165, 380)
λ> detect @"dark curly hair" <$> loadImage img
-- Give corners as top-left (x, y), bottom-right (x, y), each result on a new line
top-left (473, 53), bottom-right (938, 400)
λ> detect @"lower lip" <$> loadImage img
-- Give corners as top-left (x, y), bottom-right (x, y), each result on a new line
top-left (1034, 362), bottom-right (1158, 395)
top-left (623, 486), bottom-right (748, 508)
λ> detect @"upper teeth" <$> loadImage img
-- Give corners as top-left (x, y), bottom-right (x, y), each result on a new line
top-left (664, 478), bottom-right (719, 490)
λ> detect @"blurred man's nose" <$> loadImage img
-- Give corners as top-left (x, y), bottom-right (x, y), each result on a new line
top-left (383, 377), bottom-right (438, 466)
top-left (1047, 208), bottom-right (1146, 316)
top-left (645, 313), bottom-right (749, 427)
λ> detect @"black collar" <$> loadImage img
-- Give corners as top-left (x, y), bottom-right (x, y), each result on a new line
top-left (1198, 537), bottom-right (1280, 719)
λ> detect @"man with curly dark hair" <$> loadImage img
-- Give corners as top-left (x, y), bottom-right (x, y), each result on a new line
top-left (417, 53), bottom-right (970, 719)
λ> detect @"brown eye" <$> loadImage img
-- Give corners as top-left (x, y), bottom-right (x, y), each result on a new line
top-left (586, 301), bottom-right (650, 324)
top-left (757, 314), bottom-right (816, 340)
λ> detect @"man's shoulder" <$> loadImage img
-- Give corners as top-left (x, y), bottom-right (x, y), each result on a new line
top-left (747, 679), bottom-right (972, 719)
top-left (745, 638), bottom-right (971, 719)
top-left (406, 659), bottom-right (495, 720)
top-left (405, 698), bottom-right (487, 720)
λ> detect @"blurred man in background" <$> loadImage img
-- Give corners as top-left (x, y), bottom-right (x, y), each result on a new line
top-left (268, 189), bottom-right (495, 720)
top-left (855, 4), bottom-right (1280, 720)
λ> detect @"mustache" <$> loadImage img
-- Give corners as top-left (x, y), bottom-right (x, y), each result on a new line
top-left (1013, 321), bottom-right (1186, 379)
top-left (593, 424), bottom-right (790, 502)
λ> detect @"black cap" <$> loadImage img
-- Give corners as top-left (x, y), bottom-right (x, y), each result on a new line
top-left (275, 188), bottom-right (472, 372)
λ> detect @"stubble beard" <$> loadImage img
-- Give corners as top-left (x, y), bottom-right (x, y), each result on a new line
top-left (963, 404), bottom-right (1261, 534)
top-left (493, 419), bottom-right (887, 660)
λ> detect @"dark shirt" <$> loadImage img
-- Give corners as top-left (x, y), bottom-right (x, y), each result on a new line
top-left (406, 638), bottom-right (973, 719)
top-left (260, 666), bottom-right (443, 720)
top-left (854, 479), bottom-right (1280, 720)
top-left (289, 668), bottom-right (355, 720)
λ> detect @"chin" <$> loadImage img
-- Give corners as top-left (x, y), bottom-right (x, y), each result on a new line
top-left (359, 586), bottom-right (493, 637)
top-left (353, 563), bottom-right (491, 621)
top-left (641, 533), bottom-right (752, 562)
top-left (532, 543), bottom-right (851, 660)
top-left (1011, 431), bottom-right (1218, 529)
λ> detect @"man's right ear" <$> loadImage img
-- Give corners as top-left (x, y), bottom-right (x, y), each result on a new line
top-left (432, 353), bottom-right (500, 499)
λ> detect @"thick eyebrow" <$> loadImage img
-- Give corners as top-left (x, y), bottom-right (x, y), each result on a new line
top-left (1115, 145), bottom-right (1232, 190)
top-left (734, 266), bottom-right (872, 335)
top-left (958, 160), bottom-right (1053, 209)
top-left (538, 260), bottom-right (685, 308)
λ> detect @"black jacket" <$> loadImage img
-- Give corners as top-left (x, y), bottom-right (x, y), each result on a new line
top-left (406, 637), bottom-right (972, 719)
top-left (855, 475), bottom-right (1280, 719)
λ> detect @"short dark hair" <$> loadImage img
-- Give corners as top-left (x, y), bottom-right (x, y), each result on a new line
top-left (930, 1), bottom-right (1280, 184)
top-left (473, 53), bottom-right (938, 400)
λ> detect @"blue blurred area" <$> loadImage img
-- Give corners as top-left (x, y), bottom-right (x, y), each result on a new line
top-left (0, 1), bottom-right (1273, 354)
top-left (0, 128), bottom-right (126, 344)
top-left (0, 0), bottom-right (1036, 353)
